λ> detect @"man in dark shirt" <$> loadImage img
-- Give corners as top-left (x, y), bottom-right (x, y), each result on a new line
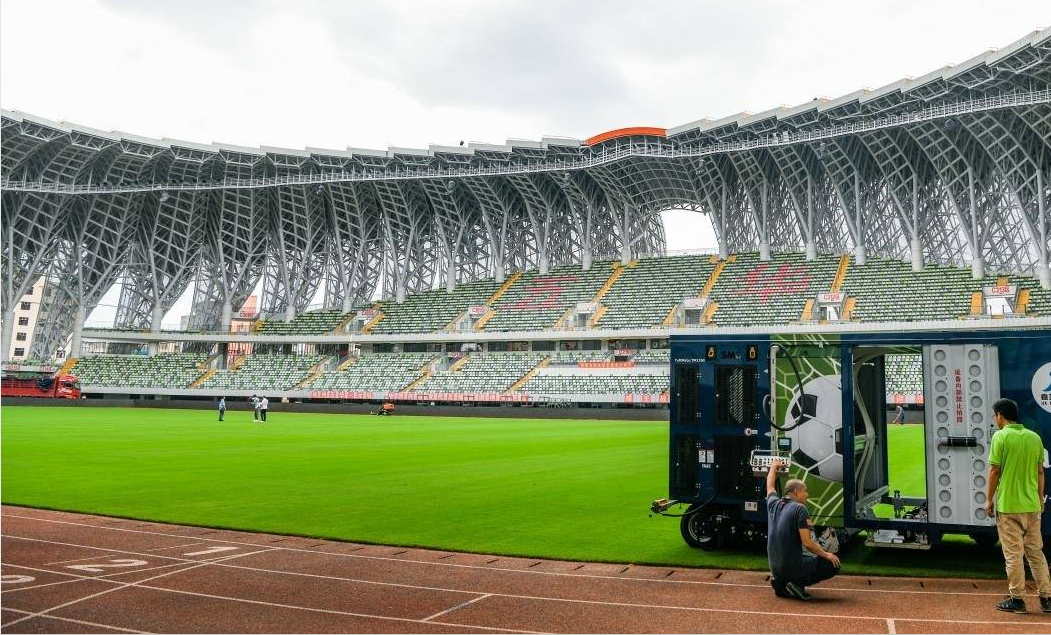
top-left (766, 460), bottom-right (841, 600)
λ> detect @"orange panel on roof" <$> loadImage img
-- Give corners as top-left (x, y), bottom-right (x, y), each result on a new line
top-left (585, 127), bottom-right (667, 146)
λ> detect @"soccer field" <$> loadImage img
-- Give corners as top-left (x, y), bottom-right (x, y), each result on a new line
top-left (1, 406), bottom-right (1002, 577)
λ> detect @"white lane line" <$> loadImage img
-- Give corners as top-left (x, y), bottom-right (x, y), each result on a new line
top-left (0, 548), bottom-right (277, 630)
top-left (2, 536), bottom-right (1034, 630)
top-left (66, 558), bottom-right (149, 573)
top-left (132, 579), bottom-right (1036, 629)
top-left (1, 559), bottom-right (200, 597)
top-left (128, 584), bottom-right (541, 634)
top-left (2, 536), bottom-right (1033, 630)
top-left (0, 515), bottom-right (1008, 599)
top-left (1, 606), bottom-right (151, 634)
top-left (422, 593), bottom-right (493, 622)
top-left (145, 542), bottom-right (207, 552)
top-left (183, 546), bottom-right (239, 556)
top-left (886, 618), bottom-right (896, 634)
top-left (3, 563), bottom-right (538, 635)
top-left (45, 552), bottom-right (123, 566)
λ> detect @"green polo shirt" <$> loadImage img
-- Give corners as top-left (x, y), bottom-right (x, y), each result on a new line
top-left (989, 423), bottom-right (1044, 514)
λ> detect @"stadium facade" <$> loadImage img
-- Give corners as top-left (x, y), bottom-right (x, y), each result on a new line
top-left (2, 30), bottom-right (1050, 362)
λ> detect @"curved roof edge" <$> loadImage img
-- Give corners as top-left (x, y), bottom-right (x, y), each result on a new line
top-left (2, 28), bottom-right (1047, 160)
top-left (585, 127), bottom-right (666, 146)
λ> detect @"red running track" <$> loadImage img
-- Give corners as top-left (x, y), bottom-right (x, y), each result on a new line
top-left (1, 505), bottom-right (1048, 633)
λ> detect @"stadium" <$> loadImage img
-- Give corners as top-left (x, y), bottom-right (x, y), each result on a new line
top-left (2, 13), bottom-right (1051, 634)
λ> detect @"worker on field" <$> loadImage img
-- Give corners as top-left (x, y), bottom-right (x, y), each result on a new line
top-left (250, 394), bottom-right (261, 421)
top-left (766, 460), bottom-right (841, 600)
top-left (260, 396), bottom-right (269, 422)
top-left (218, 396), bottom-right (226, 422)
top-left (985, 398), bottom-right (1051, 614)
top-left (892, 404), bottom-right (905, 425)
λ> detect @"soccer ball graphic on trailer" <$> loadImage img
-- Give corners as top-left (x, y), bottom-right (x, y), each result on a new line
top-left (783, 374), bottom-right (844, 482)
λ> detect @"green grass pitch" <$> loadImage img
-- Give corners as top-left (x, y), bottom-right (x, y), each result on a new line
top-left (1, 406), bottom-right (1003, 577)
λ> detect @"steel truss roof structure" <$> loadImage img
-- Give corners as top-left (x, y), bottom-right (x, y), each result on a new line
top-left (2, 30), bottom-right (1050, 361)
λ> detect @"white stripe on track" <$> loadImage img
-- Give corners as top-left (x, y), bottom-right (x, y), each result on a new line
top-left (1, 606), bottom-right (152, 633)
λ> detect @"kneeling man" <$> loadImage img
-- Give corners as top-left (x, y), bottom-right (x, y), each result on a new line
top-left (766, 460), bottom-right (841, 600)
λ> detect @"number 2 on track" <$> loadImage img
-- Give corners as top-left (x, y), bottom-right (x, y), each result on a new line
top-left (65, 559), bottom-right (148, 573)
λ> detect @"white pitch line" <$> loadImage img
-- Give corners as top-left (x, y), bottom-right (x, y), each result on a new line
top-left (886, 618), bottom-right (896, 634)
top-left (1, 606), bottom-right (152, 634)
top-left (1, 535), bottom-right (1035, 630)
top-left (0, 513), bottom-right (1008, 599)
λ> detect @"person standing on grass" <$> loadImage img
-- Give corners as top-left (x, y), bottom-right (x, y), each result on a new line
top-left (260, 395), bottom-right (269, 422)
top-left (218, 396), bottom-right (226, 422)
top-left (892, 404), bottom-right (905, 425)
top-left (250, 394), bottom-right (261, 421)
top-left (985, 398), bottom-right (1051, 614)
top-left (765, 460), bottom-right (841, 600)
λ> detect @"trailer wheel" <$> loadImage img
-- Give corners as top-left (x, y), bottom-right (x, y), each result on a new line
top-left (680, 505), bottom-right (725, 550)
top-left (970, 533), bottom-right (998, 550)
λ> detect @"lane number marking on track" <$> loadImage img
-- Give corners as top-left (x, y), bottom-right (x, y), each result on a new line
top-left (183, 546), bottom-right (239, 556)
top-left (1, 575), bottom-right (36, 584)
top-left (65, 559), bottom-right (148, 573)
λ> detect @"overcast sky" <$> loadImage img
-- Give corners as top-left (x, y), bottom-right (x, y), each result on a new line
top-left (2, 0), bottom-right (1047, 325)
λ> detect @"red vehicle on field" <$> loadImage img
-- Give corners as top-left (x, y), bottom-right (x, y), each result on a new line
top-left (1, 370), bottom-right (81, 398)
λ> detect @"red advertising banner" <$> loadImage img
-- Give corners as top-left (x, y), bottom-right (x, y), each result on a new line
top-left (579, 361), bottom-right (636, 369)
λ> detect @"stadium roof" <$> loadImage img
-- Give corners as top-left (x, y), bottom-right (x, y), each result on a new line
top-left (2, 30), bottom-right (1050, 361)
top-left (3, 29), bottom-right (1049, 160)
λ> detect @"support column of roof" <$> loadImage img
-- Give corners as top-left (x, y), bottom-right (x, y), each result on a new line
top-left (322, 181), bottom-right (382, 312)
top-left (261, 153), bottom-right (329, 321)
top-left (190, 150), bottom-right (269, 331)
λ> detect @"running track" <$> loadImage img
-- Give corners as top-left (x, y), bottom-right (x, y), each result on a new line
top-left (1, 506), bottom-right (1047, 633)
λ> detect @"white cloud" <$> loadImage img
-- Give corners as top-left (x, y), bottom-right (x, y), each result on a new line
top-left (5, 0), bottom-right (1045, 149)
top-left (2, 0), bottom-right (1045, 324)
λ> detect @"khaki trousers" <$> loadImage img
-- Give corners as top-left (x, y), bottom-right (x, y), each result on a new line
top-left (996, 511), bottom-right (1051, 599)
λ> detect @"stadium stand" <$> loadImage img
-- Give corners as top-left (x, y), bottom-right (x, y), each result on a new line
top-left (482, 263), bottom-right (613, 332)
top-left (201, 354), bottom-right (325, 392)
top-left (516, 370), bottom-right (669, 396)
top-left (707, 252), bottom-right (842, 326)
top-left (306, 353), bottom-right (437, 392)
top-left (632, 348), bottom-right (670, 365)
top-left (885, 354), bottom-right (923, 397)
top-left (841, 258), bottom-right (1051, 322)
top-left (412, 352), bottom-right (547, 393)
top-left (258, 309), bottom-right (346, 335)
top-left (988, 273), bottom-right (1051, 316)
top-left (598, 255), bottom-right (718, 329)
top-left (75, 254), bottom-right (1051, 350)
top-left (73, 354), bottom-right (209, 388)
top-left (548, 350), bottom-right (610, 365)
top-left (372, 279), bottom-right (502, 334)
top-left (61, 254), bottom-right (1051, 405)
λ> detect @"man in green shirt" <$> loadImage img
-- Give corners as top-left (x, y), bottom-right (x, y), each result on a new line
top-left (985, 398), bottom-right (1050, 614)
